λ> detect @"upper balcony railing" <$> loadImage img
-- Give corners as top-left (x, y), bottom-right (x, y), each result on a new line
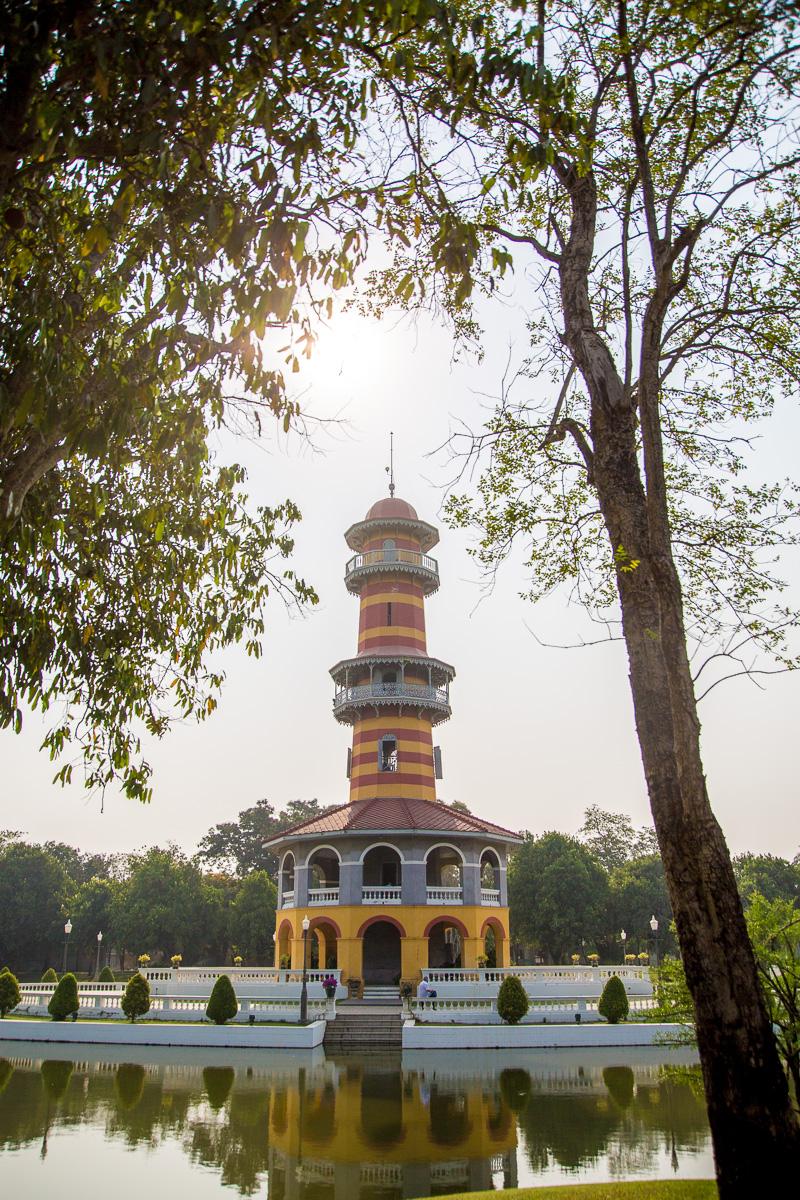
top-left (308, 887), bottom-right (339, 905)
top-left (362, 885), bottom-right (402, 904)
top-left (334, 680), bottom-right (450, 708)
top-left (427, 886), bottom-right (463, 905)
top-left (345, 549), bottom-right (439, 594)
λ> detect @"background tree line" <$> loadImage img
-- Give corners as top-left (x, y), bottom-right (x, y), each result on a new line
top-left (0, 797), bottom-right (330, 976)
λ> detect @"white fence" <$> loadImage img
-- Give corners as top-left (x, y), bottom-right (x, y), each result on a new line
top-left (411, 995), bottom-right (657, 1025)
top-left (12, 983), bottom-right (335, 1024)
top-left (142, 967), bottom-right (345, 999)
top-left (419, 965), bottom-right (653, 999)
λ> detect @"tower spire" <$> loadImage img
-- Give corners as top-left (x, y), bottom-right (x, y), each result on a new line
top-left (385, 431), bottom-right (395, 497)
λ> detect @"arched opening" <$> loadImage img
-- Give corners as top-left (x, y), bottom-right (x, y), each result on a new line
top-left (360, 1070), bottom-right (404, 1148)
top-left (276, 921), bottom-right (292, 969)
top-left (362, 919), bottom-right (402, 985)
top-left (362, 845), bottom-right (402, 890)
top-left (279, 853), bottom-right (295, 906)
top-left (429, 1086), bottom-right (472, 1147)
top-left (480, 848), bottom-right (500, 895)
top-left (307, 847), bottom-right (340, 900)
top-left (482, 917), bottom-right (507, 969)
top-left (302, 1080), bottom-right (336, 1145)
top-left (425, 845), bottom-right (463, 896)
top-left (426, 919), bottom-right (464, 969)
top-left (309, 918), bottom-right (339, 970)
top-left (382, 538), bottom-right (397, 560)
top-left (379, 733), bottom-right (398, 769)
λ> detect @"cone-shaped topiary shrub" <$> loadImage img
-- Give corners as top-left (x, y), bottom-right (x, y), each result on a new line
top-left (497, 974), bottom-right (530, 1024)
top-left (203, 1066), bottom-right (235, 1109)
top-left (41, 967), bottom-right (58, 983)
top-left (121, 973), bottom-right (151, 1022)
top-left (598, 974), bottom-right (630, 1024)
top-left (48, 972), bottom-right (79, 1020)
top-left (98, 965), bottom-right (115, 983)
top-left (603, 1065), bottom-right (635, 1108)
top-left (115, 1063), bottom-right (146, 1109)
top-left (206, 974), bottom-right (238, 1025)
top-left (0, 970), bottom-right (21, 1017)
top-left (41, 1059), bottom-right (74, 1099)
top-left (206, 974), bottom-right (237, 1022)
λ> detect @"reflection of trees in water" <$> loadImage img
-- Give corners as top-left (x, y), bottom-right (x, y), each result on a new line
top-left (517, 1075), bottom-right (709, 1176)
top-left (360, 1071), bottom-right (404, 1148)
top-left (40, 1060), bottom-right (73, 1101)
top-left (0, 1059), bottom-right (13, 1096)
top-left (115, 1063), bottom-right (146, 1110)
top-left (188, 1090), bottom-right (270, 1197)
top-left (203, 1067), bottom-right (235, 1111)
top-left (500, 1068), bottom-right (531, 1114)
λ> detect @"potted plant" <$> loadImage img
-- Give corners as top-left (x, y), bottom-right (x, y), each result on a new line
top-left (400, 982), bottom-right (413, 1012)
top-left (170, 954), bottom-right (182, 969)
top-left (571, 953), bottom-right (581, 965)
top-left (625, 953), bottom-right (638, 964)
top-left (587, 953), bottom-right (600, 967)
top-left (638, 952), bottom-right (650, 964)
top-left (137, 953), bottom-right (151, 969)
top-left (233, 955), bottom-right (243, 967)
top-left (322, 974), bottom-right (338, 999)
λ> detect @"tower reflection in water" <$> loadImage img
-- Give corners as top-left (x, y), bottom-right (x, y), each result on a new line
top-left (269, 1057), bottom-right (517, 1199)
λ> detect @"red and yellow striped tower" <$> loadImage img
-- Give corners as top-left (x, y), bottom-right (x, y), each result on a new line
top-left (330, 494), bottom-right (454, 799)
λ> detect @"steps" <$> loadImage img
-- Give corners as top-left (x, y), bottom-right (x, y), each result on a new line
top-left (361, 985), bottom-right (400, 1004)
top-left (323, 1010), bottom-right (403, 1050)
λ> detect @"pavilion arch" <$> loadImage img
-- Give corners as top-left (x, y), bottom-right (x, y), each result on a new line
top-left (423, 914), bottom-right (469, 940)
top-left (307, 915), bottom-right (341, 972)
top-left (357, 913), bottom-right (407, 939)
top-left (358, 840), bottom-right (407, 863)
top-left (480, 915), bottom-right (508, 968)
top-left (425, 842), bottom-right (465, 888)
top-left (479, 846), bottom-right (501, 889)
top-left (276, 919), bottom-right (293, 968)
top-left (361, 842), bottom-right (403, 889)
top-left (279, 851), bottom-right (295, 898)
top-left (308, 914), bottom-right (342, 939)
top-left (306, 844), bottom-right (341, 889)
top-left (302, 842), bottom-right (342, 866)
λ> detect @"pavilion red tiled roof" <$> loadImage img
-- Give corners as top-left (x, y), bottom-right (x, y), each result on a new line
top-left (266, 796), bottom-right (522, 846)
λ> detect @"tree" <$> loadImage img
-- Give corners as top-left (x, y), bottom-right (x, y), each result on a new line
top-left (0, 969), bottom-right (20, 1016)
top-left (497, 974), bottom-right (529, 1024)
top-left (578, 805), bottom-right (659, 872)
top-left (598, 975), bottom-right (629, 1025)
top-left (98, 965), bottom-right (115, 984)
top-left (48, 973), bottom-right (78, 1020)
top-left (197, 798), bottom-right (330, 877)
top-left (745, 893), bottom-right (800, 1103)
top-left (230, 872), bottom-right (277, 964)
top-left (608, 855), bottom-right (675, 958)
top-left (733, 855), bottom-right (800, 908)
top-left (508, 831), bottom-right (610, 961)
top-left (0, 842), bottom-right (70, 971)
top-left (121, 973), bottom-right (150, 1023)
top-left (110, 846), bottom-right (215, 961)
top-left (206, 975), bottom-right (238, 1025)
top-left (41, 968), bottom-right (58, 983)
top-left (71, 877), bottom-right (119, 964)
top-left (372, 1), bottom-right (800, 1180)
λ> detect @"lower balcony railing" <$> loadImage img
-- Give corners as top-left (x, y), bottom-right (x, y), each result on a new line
top-left (481, 888), bottom-right (501, 905)
top-left (308, 887), bottom-right (339, 905)
top-left (362, 885), bottom-right (402, 904)
top-left (281, 891), bottom-right (295, 907)
top-left (426, 886), bottom-right (463, 905)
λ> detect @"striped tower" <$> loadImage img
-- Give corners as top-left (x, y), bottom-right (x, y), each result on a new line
top-left (330, 495), bottom-right (454, 801)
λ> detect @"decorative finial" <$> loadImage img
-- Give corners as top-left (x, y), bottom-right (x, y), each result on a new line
top-left (385, 431), bottom-right (395, 497)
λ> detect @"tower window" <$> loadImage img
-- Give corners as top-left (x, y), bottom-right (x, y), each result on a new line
top-left (383, 538), bottom-right (396, 561)
top-left (379, 735), bottom-right (398, 772)
top-left (387, 601), bottom-right (393, 626)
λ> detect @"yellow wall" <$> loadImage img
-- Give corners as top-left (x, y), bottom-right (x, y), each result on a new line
top-left (275, 905), bottom-right (510, 982)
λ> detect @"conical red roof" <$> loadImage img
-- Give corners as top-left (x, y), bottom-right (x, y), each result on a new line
top-left (266, 795), bottom-right (521, 845)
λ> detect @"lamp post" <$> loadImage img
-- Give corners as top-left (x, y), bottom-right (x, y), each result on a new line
top-left (300, 915), bottom-right (310, 1023)
top-left (649, 915), bottom-right (659, 967)
top-left (272, 930), bottom-right (277, 970)
top-left (620, 928), bottom-right (627, 965)
top-left (62, 919), bottom-right (72, 974)
top-left (95, 931), bottom-right (103, 979)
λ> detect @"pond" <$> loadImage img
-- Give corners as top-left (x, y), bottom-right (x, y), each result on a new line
top-left (0, 1042), bottom-right (712, 1197)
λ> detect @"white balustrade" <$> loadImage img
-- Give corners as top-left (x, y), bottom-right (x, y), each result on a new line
top-left (12, 983), bottom-right (335, 1024)
top-left (426, 886), bottom-right (463, 904)
top-left (480, 888), bottom-right (501, 905)
top-left (308, 887), bottom-right (339, 905)
top-left (361, 885), bottom-right (402, 904)
top-left (412, 993), bottom-right (656, 1024)
top-left (281, 890), bottom-right (295, 907)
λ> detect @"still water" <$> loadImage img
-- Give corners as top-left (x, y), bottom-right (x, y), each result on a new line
top-left (0, 1042), bottom-right (712, 1198)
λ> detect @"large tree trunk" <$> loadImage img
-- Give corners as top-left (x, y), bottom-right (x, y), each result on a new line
top-left (560, 170), bottom-right (800, 1192)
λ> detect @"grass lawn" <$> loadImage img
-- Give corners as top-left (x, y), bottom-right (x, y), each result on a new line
top-left (415, 1182), bottom-right (717, 1200)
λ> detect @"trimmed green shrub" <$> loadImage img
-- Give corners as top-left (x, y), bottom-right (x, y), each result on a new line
top-left (121, 973), bottom-right (151, 1022)
top-left (500, 1067), bottom-right (532, 1113)
top-left (98, 965), bottom-right (115, 983)
top-left (41, 967), bottom-right (58, 983)
top-left (206, 974), bottom-right (238, 1025)
top-left (603, 1065), bottom-right (635, 1108)
top-left (203, 1065), bottom-right (235, 1109)
top-left (0, 969), bottom-right (21, 1017)
top-left (41, 1059), bottom-right (73, 1099)
top-left (497, 974), bottom-right (530, 1025)
top-left (598, 974), bottom-right (630, 1024)
top-left (48, 972), bottom-right (79, 1020)
top-left (115, 1063), bottom-right (146, 1109)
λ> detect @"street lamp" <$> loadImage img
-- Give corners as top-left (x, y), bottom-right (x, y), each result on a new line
top-left (62, 919), bottom-right (73, 974)
top-left (300, 915), bottom-right (310, 1023)
top-left (620, 928), bottom-right (627, 965)
top-left (272, 930), bottom-right (277, 970)
top-left (649, 915), bottom-right (659, 966)
top-left (95, 931), bottom-right (103, 979)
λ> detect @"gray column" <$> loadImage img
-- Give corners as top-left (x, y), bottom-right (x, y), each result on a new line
top-left (402, 1162), bottom-right (431, 1198)
top-left (403, 861), bottom-right (427, 905)
top-left (498, 865), bottom-right (508, 906)
top-left (462, 862), bottom-right (481, 906)
top-left (295, 864), bottom-right (309, 908)
top-left (339, 858), bottom-right (362, 905)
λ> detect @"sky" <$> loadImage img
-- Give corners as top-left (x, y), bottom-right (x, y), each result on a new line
top-left (2, 298), bottom-right (799, 864)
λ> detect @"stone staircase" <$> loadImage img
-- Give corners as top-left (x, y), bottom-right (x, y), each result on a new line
top-left (361, 984), bottom-right (400, 1004)
top-left (323, 1008), bottom-right (403, 1051)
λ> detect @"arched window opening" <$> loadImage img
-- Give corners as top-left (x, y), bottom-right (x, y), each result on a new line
top-left (307, 848), bottom-right (340, 893)
top-left (280, 854), bottom-right (295, 905)
top-left (363, 845), bottom-right (402, 889)
top-left (426, 845), bottom-right (463, 889)
top-left (379, 734), bottom-right (398, 772)
top-left (480, 848), bottom-right (501, 894)
top-left (383, 538), bottom-right (396, 561)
